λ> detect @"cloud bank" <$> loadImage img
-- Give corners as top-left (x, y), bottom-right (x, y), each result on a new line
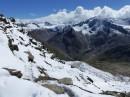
top-left (22, 5), bottom-right (130, 24)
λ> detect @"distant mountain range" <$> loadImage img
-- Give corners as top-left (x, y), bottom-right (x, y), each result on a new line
top-left (0, 6), bottom-right (130, 97)
top-left (18, 6), bottom-right (130, 76)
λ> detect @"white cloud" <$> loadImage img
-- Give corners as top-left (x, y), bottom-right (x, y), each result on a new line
top-left (23, 5), bottom-right (130, 24)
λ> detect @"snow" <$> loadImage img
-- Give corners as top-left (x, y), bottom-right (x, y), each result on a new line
top-left (73, 24), bottom-right (93, 35)
top-left (0, 76), bottom-right (68, 97)
top-left (0, 15), bottom-right (130, 97)
top-left (27, 23), bottom-right (39, 29)
top-left (0, 69), bottom-right (9, 77)
top-left (68, 86), bottom-right (114, 97)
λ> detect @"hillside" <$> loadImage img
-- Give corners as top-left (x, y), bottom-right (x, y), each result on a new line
top-left (0, 14), bottom-right (130, 97)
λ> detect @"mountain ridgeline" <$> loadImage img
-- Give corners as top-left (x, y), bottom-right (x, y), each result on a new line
top-left (26, 17), bottom-right (130, 76)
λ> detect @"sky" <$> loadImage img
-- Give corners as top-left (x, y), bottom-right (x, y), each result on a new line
top-left (0, 0), bottom-right (130, 19)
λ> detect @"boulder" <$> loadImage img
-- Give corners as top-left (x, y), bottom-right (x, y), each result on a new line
top-left (8, 38), bottom-right (19, 52)
top-left (71, 63), bottom-right (80, 68)
top-left (35, 75), bottom-right (57, 82)
top-left (58, 77), bottom-right (73, 85)
top-left (43, 84), bottom-right (65, 94)
top-left (3, 68), bottom-right (22, 78)
top-left (24, 51), bottom-right (34, 62)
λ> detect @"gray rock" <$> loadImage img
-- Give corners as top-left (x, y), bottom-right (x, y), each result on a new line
top-left (102, 91), bottom-right (130, 97)
top-left (58, 78), bottom-right (73, 85)
top-left (43, 84), bottom-right (65, 94)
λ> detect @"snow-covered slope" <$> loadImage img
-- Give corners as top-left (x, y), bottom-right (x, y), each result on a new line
top-left (1, 15), bottom-right (130, 97)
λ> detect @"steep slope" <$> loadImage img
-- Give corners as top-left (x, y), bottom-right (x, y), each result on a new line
top-left (1, 15), bottom-right (130, 97)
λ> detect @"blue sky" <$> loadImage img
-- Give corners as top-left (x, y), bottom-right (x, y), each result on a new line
top-left (0, 0), bottom-right (130, 19)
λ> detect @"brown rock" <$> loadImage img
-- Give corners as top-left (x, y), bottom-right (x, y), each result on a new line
top-left (3, 68), bottom-right (22, 78)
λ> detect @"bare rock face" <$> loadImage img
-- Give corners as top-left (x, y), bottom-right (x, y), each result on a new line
top-left (3, 68), bottom-right (23, 78)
